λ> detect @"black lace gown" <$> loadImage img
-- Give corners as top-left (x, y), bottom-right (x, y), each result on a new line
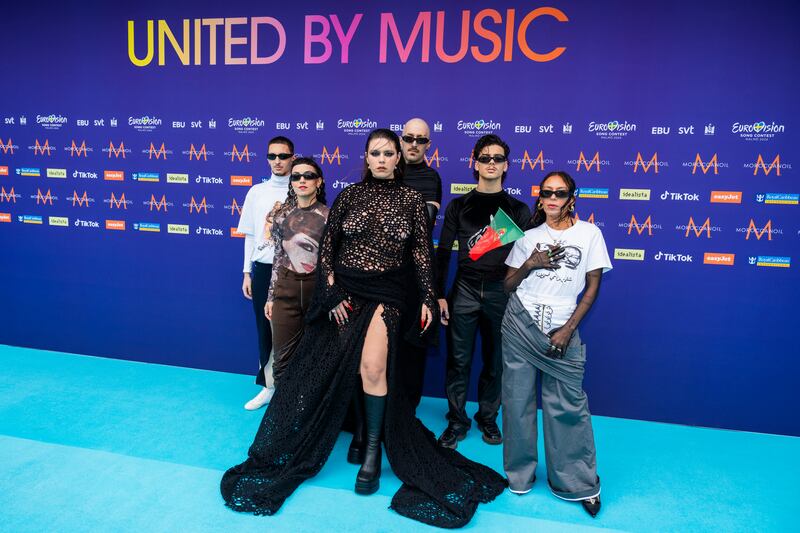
top-left (220, 178), bottom-right (506, 528)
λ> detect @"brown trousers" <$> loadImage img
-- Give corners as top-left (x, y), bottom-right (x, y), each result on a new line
top-left (270, 266), bottom-right (317, 381)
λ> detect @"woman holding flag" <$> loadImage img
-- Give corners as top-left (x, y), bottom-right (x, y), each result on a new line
top-left (435, 134), bottom-right (531, 450)
top-left (501, 171), bottom-right (612, 518)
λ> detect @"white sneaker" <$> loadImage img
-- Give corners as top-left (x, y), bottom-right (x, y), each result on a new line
top-left (244, 387), bottom-right (275, 410)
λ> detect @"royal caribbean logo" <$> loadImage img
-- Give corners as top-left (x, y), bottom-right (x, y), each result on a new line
top-left (755, 192), bottom-right (798, 205)
top-left (588, 120), bottom-right (637, 140)
top-left (128, 115), bottom-right (162, 132)
top-left (731, 121), bottom-right (785, 142)
top-left (683, 153), bottom-right (729, 175)
top-left (577, 188), bottom-right (609, 199)
top-left (16, 167), bottom-right (41, 177)
top-left (746, 154), bottom-right (790, 176)
top-left (132, 172), bottom-right (160, 183)
top-left (624, 152), bottom-right (668, 173)
top-left (228, 116), bottom-right (265, 134)
top-left (36, 114), bottom-right (68, 130)
top-left (18, 215), bottom-right (43, 224)
top-left (337, 118), bottom-right (378, 136)
top-left (750, 255), bottom-right (790, 268)
top-left (133, 222), bottom-right (161, 232)
top-left (456, 119), bottom-right (501, 137)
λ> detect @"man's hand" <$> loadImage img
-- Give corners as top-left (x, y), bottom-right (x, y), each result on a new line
top-left (242, 273), bottom-right (253, 300)
top-left (438, 298), bottom-right (450, 326)
top-left (265, 301), bottom-right (273, 320)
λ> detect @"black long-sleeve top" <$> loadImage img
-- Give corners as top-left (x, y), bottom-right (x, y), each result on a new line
top-left (435, 189), bottom-right (531, 296)
top-left (402, 162), bottom-right (442, 205)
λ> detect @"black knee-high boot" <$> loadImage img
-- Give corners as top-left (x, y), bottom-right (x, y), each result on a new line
top-left (347, 388), bottom-right (366, 464)
top-left (355, 393), bottom-right (386, 495)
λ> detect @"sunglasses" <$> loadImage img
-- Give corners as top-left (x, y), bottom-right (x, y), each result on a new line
top-left (402, 135), bottom-right (430, 145)
top-left (368, 150), bottom-right (397, 158)
top-left (267, 153), bottom-right (293, 161)
top-left (539, 189), bottom-right (571, 199)
top-left (476, 155), bottom-right (507, 164)
top-left (291, 171), bottom-right (319, 181)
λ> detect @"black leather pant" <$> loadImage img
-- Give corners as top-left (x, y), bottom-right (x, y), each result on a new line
top-left (445, 276), bottom-right (507, 432)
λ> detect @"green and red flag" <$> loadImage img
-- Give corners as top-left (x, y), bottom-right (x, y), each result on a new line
top-left (469, 207), bottom-right (524, 261)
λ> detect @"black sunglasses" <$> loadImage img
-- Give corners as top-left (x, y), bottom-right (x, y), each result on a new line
top-left (476, 155), bottom-right (507, 164)
top-left (267, 153), bottom-right (293, 161)
top-left (539, 189), bottom-right (571, 199)
top-left (291, 171), bottom-right (319, 181)
top-left (402, 135), bottom-right (430, 145)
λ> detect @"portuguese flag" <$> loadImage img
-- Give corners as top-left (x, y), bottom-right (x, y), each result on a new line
top-left (469, 207), bottom-right (524, 261)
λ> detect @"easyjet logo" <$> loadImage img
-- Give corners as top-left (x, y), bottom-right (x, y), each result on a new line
top-left (633, 152), bottom-right (658, 173)
top-left (230, 228), bottom-right (245, 238)
top-left (188, 143), bottom-right (207, 161)
top-left (189, 196), bottom-right (208, 214)
top-left (0, 166), bottom-right (7, 176)
top-left (231, 144), bottom-right (250, 162)
top-left (710, 191), bottom-right (742, 204)
top-left (148, 194), bottom-right (168, 211)
top-left (104, 170), bottom-right (124, 181)
top-left (320, 146), bottom-right (341, 165)
top-left (0, 213), bottom-right (10, 223)
top-left (703, 253), bottom-right (734, 266)
top-left (692, 153), bottom-right (718, 175)
top-left (148, 142), bottom-right (167, 160)
top-left (230, 175), bottom-right (252, 186)
top-left (34, 139), bottom-right (53, 156)
top-left (753, 154), bottom-right (781, 176)
top-left (108, 141), bottom-right (126, 158)
top-left (70, 140), bottom-right (89, 157)
top-left (105, 220), bottom-right (126, 230)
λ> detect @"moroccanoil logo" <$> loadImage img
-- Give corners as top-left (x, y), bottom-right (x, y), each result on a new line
top-left (188, 196), bottom-right (208, 213)
top-left (320, 146), bottom-right (341, 165)
top-left (573, 212), bottom-right (604, 227)
top-left (106, 220), bottom-right (126, 230)
top-left (148, 194), bottom-right (169, 211)
top-left (623, 214), bottom-right (656, 235)
top-left (228, 198), bottom-right (242, 215)
top-left (230, 175), bottom-right (253, 186)
top-left (681, 217), bottom-right (717, 238)
top-left (691, 153), bottom-right (719, 175)
top-left (33, 139), bottom-right (53, 156)
top-left (36, 188), bottom-right (54, 205)
top-left (613, 248), bottom-right (644, 261)
top-left (166, 173), bottom-right (189, 184)
top-left (70, 140), bottom-right (89, 157)
top-left (104, 170), bottom-right (124, 181)
top-left (710, 191), bottom-right (742, 204)
top-left (703, 253), bottom-right (734, 266)
top-left (743, 219), bottom-right (776, 241)
top-left (107, 141), bottom-right (127, 158)
top-left (568, 151), bottom-right (609, 172)
top-left (451, 183), bottom-right (477, 194)
top-left (519, 150), bottom-right (547, 171)
top-left (623, 152), bottom-right (662, 173)
top-left (188, 143), bottom-right (208, 161)
top-left (751, 154), bottom-right (783, 176)
top-left (1, 186), bottom-right (18, 203)
top-left (71, 190), bottom-right (92, 207)
top-left (147, 142), bottom-right (168, 159)
top-left (619, 188), bottom-right (651, 201)
top-left (424, 148), bottom-right (443, 168)
top-left (230, 144), bottom-right (250, 162)
top-left (0, 138), bottom-right (15, 154)
top-left (48, 216), bottom-right (68, 227)
top-left (108, 192), bottom-right (128, 209)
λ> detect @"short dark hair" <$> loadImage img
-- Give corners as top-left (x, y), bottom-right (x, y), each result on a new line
top-left (472, 134), bottom-right (510, 182)
top-left (268, 136), bottom-right (294, 154)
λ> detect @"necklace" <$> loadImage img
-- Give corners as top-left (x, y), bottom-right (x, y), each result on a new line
top-left (543, 219), bottom-right (573, 243)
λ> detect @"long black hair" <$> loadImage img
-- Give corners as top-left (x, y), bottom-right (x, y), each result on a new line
top-left (530, 171), bottom-right (577, 228)
top-left (361, 128), bottom-right (405, 182)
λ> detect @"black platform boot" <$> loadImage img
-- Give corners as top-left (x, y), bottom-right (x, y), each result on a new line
top-left (347, 388), bottom-right (366, 464)
top-left (354, 393), bottom-right (386, 495)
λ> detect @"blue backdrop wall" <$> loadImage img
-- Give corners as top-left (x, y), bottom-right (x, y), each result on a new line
top-left (1, 1), bottom-right (798, 436)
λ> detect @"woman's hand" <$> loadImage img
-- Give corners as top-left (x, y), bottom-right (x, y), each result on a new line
top-left (420, 304), bottom-right (433, 332)
top-left (438, 298), bottom-right (449, 326)
top-left (525, 245), bottom-right (565, 270)
top-left (328, 299), bottom-right (352, 325)
top-left (264, 301), bottom-right (273, 320)
top-left (547, 327), bottom-right (574, 357)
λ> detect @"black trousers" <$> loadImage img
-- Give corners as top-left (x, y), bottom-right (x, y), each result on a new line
top-left (445, 276), bottom-right (507, 431)
top-left (251, 261), bottom-right (274, 387)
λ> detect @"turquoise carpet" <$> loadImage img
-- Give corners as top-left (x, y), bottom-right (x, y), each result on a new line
top-left (0, 345), bottom-right (796, 532)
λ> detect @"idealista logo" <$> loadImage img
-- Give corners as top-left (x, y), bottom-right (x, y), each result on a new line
top-left (65, 140), bottom-right (92, 157)
top-left (18, 215), bottom-right (44, 224)
top-left (620, 214), bottom-right (661, 236)
top-left (230, 175), bottom-right (253, 186)
top-left (731, 121), bottom-right (785, 141)
top-left (750, 255), bottom-right (791, 268)
top-left (168, 224), bottom-right (189, 235)
top-left (46, 168), bottom-right (67, 179)
top-left (143, 142), bottom-right (172, 159)
top-left (684, 153), bottom-right (728, 175)
top-left (678, 216), bottom-right (721, 238)
top-left (167, 173), bottom-right (189, 184)
top-left (746, 154), bottom-right (789, 176)
top-left (613, 248), bottom-right (645, 261)
top-left (133, 222), bottom-right (161, 232)
top-left (588, 120), bottom-right (637, 140)
top-left (315, 146), bottom-right (348, 165)
top-left (48, 216), bottom-right (68, 227)
top-left (737, 219), bottom-right (781, 241)
top-left (128, 115), bottom-right (162, 132)
top-left (103, 141), bottom-right (130, 158)
top-left (703, 253), bottom-right (735, 266)
top-left (568, 151), bottom-right (610, 172)
top-left (1, 138), bottom-right (18, 154)
top-left (619, 188), bottom-right (651, 201)
top-left (710, 191), bottom-right (742, 204)
top-left (228, 116), bottom-right (265, 134)
top-left (660, 190), bottom-right (700, 201)
top-left (653, 251), bottom-right (693, 263)
top-left (16, 167), bottom-right (41, 177)
top-left (577, 188), bottom-right (609, 199)
top-left (451, 183), bottom-right (478, 195)
top-left (36, 114), bottom-right (68, 130)
top-left (755, 192), bottom-right (798, 205)
top-left (624, 152), bottom-right (668, 173)
top-left (457, 119), bottom-right (501, 138)
top-left (30, 139), bottom-right (53, 156)
top-left (338, 118), bottom-right (378, 136)
top-left (513, 150), bottom-right (553, 171)
top-left (132, 172), bottom-right (160, 183)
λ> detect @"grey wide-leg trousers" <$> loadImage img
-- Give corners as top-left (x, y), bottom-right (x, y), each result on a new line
top-left (501, 293), bottom-right (600, 500)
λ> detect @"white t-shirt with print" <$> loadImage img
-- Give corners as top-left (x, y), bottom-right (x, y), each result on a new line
top-left (238, 174), bottom-right (290, 270)
top-left (505, 220), bottom-right (612, 332)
